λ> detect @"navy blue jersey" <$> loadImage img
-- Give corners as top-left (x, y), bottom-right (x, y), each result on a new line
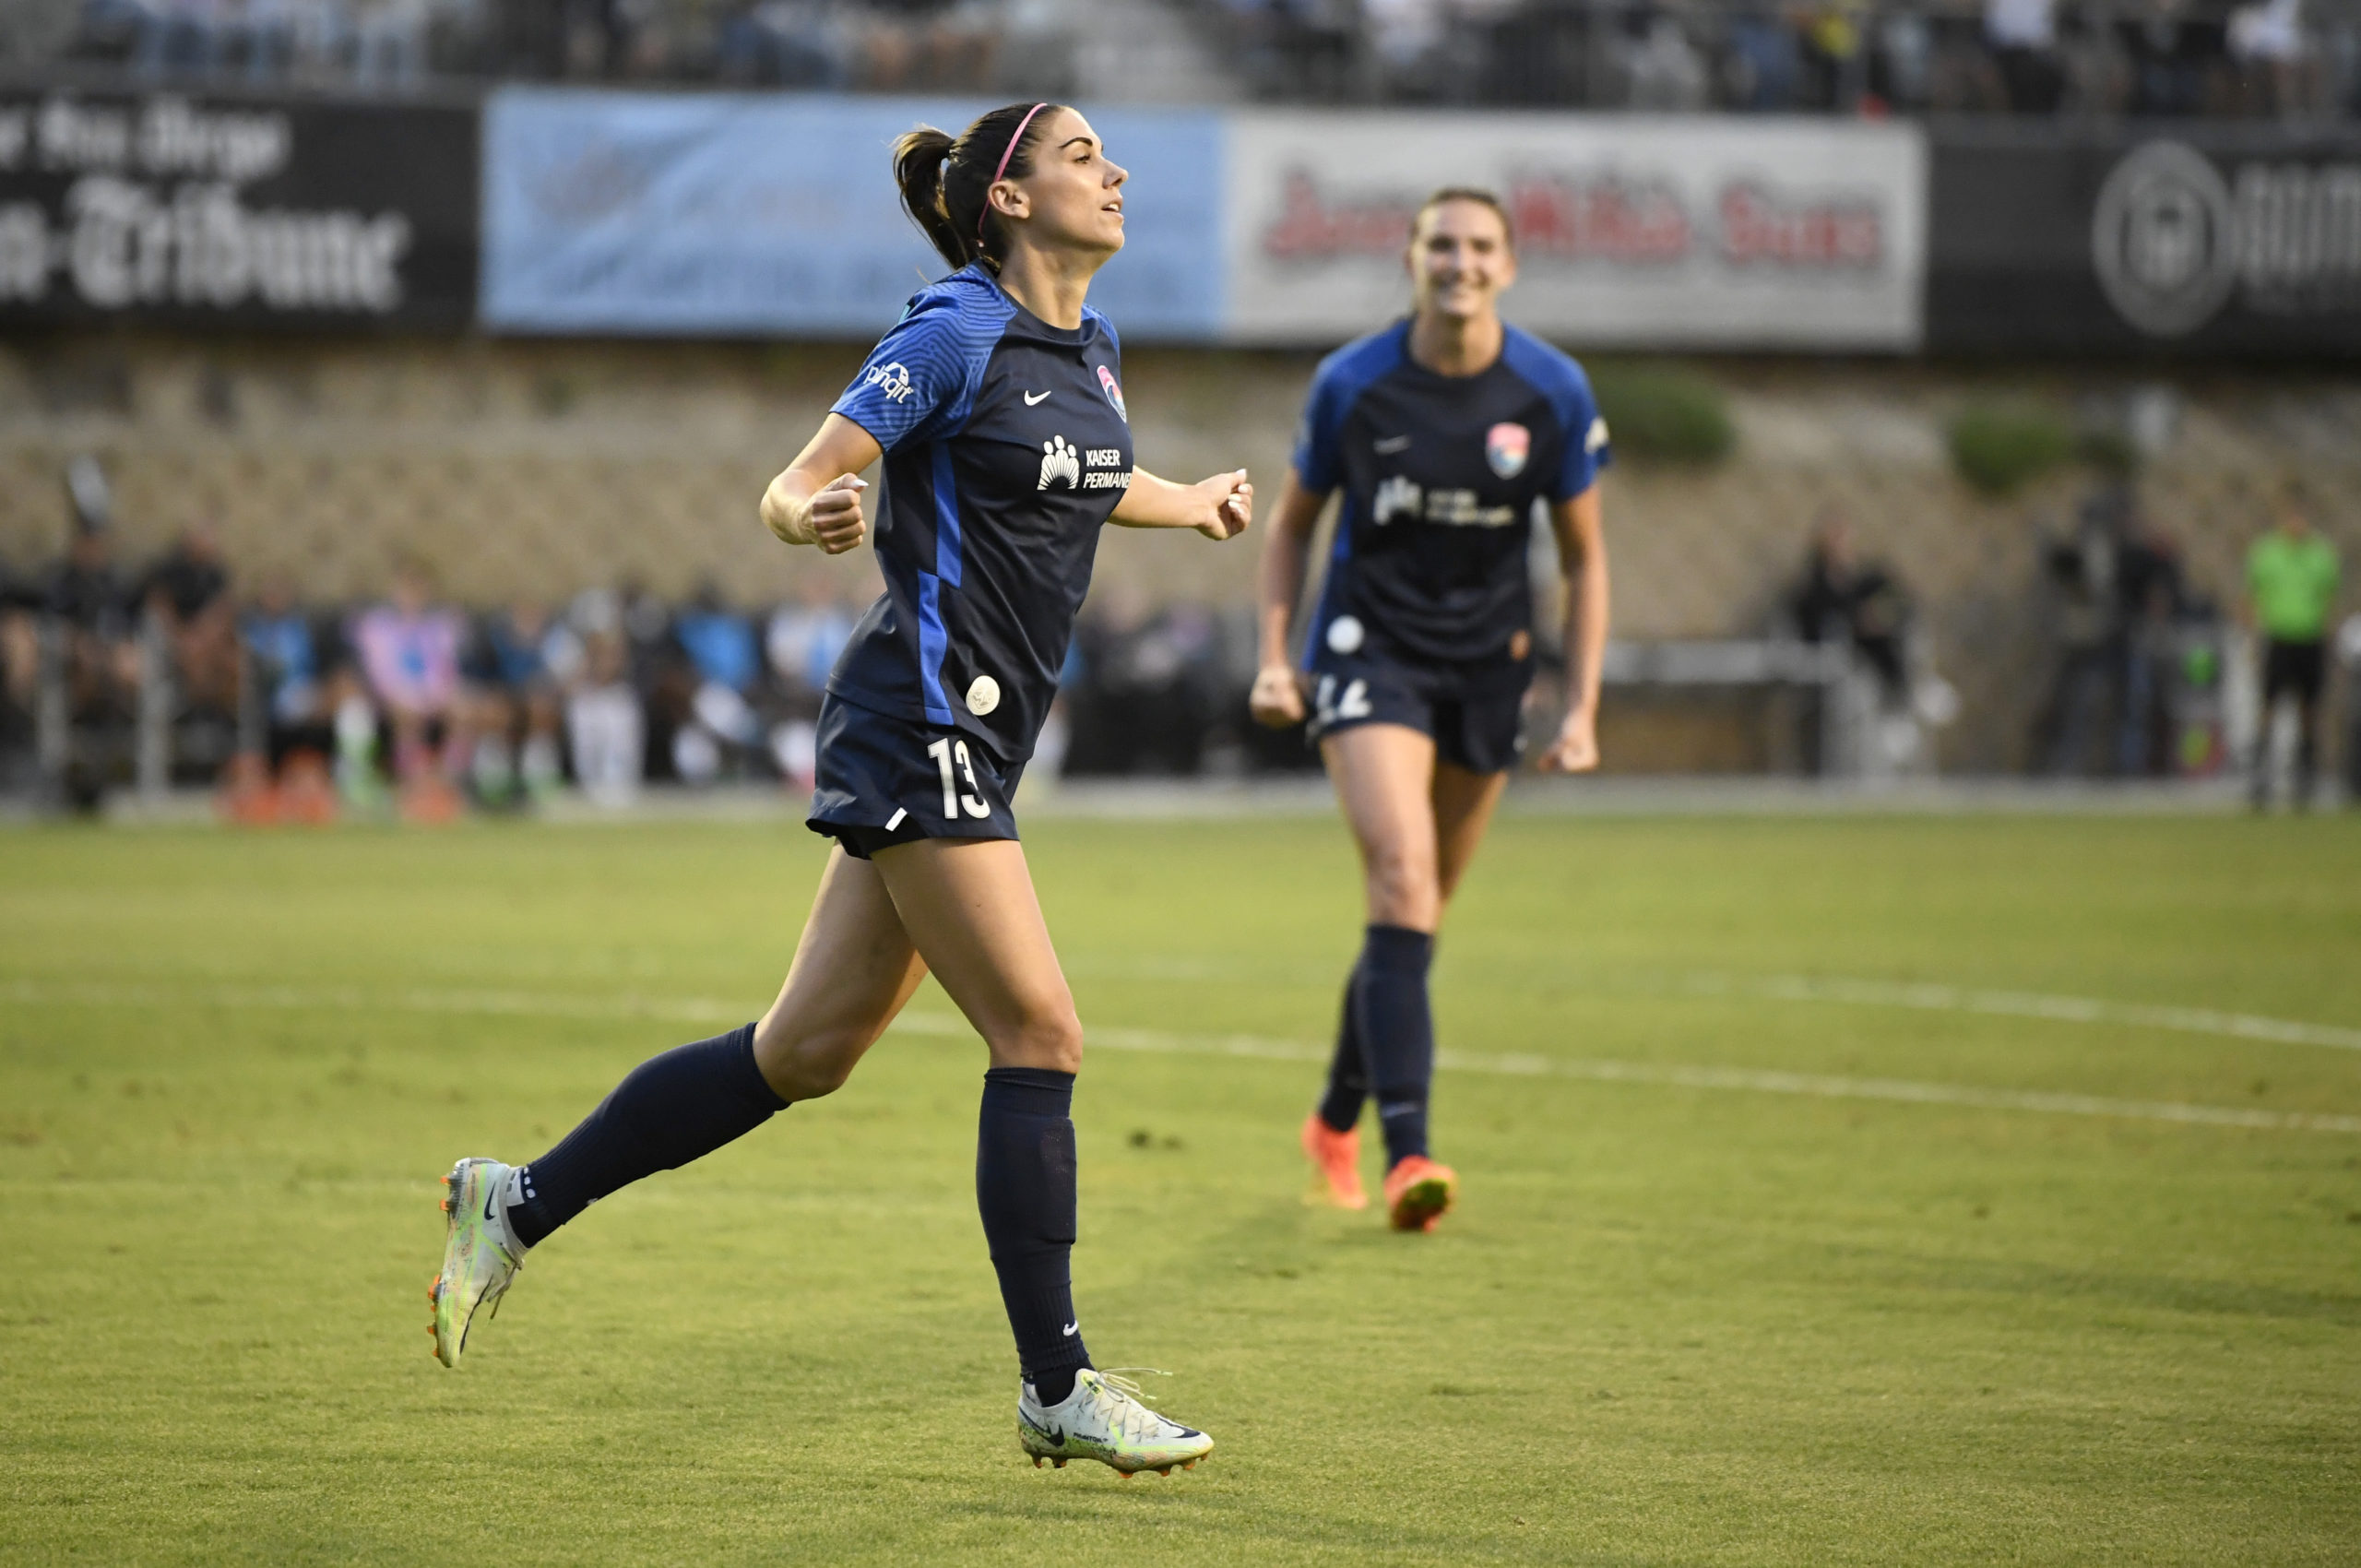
top-left (827, 264), bottom-right (1133, 763)
top-left (1295, 321), bottom-right (1609, 673)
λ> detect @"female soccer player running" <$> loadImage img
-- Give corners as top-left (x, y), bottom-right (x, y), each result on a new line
top-left (1250, 188), bottom-right (1610, 1233)
top-left (427, 102), bottom-right (1252, 1477)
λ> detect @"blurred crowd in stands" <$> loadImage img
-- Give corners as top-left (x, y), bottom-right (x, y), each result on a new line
top-left (0, 457), bottom-right (2347, 813)
top-left (43, 0), bottom-right (1023, 93)
top-left (0, 458), bottom-right (1303, 817)
top-left (25, 0), bottom-right (2361, 115)
top-left (1226, 0), bottom-right (2361, 113)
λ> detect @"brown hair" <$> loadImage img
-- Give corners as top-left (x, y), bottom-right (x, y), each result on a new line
top-left (1411, 186), bottom-right (1514, 251)
top-left (893, 102), bottom-right (1070, 274)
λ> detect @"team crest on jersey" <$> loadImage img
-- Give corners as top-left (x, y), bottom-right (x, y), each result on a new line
top-left (1096, 364), bottom-right (1127, 422)
top-left (1486, 422), bottom-right (1530, 479)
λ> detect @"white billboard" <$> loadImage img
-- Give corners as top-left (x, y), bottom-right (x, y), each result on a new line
top-left (1223, 112), bottom-right (1928, 350)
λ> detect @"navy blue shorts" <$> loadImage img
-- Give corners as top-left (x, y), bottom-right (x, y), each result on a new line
top-left (1304, 647), bottom-right (1531, 776)
top-left (805, 694), bottom-right (1026, 860)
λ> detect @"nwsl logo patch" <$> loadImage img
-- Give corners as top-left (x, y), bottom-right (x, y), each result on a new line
top-left (1486, 422), bottom-right (1530, 479)
top-left (1097, 364), bottom-right (1127, 422)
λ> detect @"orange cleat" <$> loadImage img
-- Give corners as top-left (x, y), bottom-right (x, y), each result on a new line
top-left (1383, 1155), bottom-right (1456, 1233)
top-left (1299, 1113), bottom-right (1368, 1210)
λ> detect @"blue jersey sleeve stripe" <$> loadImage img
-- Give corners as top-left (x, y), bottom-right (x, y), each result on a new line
top-left (831, 267), bottom-right (1013, 452)
top-left (1291, 323), bottom-right (1406, 494)
top-left (914, 571), bottom-right (956, 725)
top-left (1499, 326), bottom-right (1610, 502)
top-left (931, 443), bottom-right (963, 590)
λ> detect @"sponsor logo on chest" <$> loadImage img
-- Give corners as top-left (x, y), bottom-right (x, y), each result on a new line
top-left (1039, 434), bottom-right (1132, 492)
top-left (1370, 474), bottom-right (1517, 529)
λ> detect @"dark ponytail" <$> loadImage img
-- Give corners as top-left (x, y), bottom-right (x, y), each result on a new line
top-left (892, 101), bottom-right (1067, 275)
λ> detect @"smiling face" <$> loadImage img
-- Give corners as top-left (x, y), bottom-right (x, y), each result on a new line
top-left (1406, 196), bottom-right (1516, 327)
top-left (991, 109), bottom-right (1128, 261)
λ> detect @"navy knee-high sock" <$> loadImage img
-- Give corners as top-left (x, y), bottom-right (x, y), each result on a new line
top-left (504, 1024), bottom-right (785, 1249)
top-left (1352, 925), bottom-right (1436, 1168)
top-left (977, 1066), bottom-right (1091, 1405)
top-left (1316, 966), bottom-right (1367, 1133)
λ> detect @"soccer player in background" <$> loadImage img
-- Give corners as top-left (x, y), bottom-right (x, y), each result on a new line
top-left (2244, 487), bottom-right (2342, 811)
top-left (1250, 189), bottom-right (1612, 1232)
top-left (428, 101), bottom-right (1254, 1476)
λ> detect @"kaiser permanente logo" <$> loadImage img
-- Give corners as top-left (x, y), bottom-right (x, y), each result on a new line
top-left (2093, 140), bottom-right (2361, 337)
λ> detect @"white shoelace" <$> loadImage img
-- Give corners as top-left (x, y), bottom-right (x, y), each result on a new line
top-left (1082, 1369), bottom-right (1178, 1440)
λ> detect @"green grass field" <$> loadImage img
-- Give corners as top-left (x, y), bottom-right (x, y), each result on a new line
top-left (4, 812), bottom-right (2360, 1565)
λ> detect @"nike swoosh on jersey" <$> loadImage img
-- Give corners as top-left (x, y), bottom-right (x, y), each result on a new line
top-left (1024, 390), bottom-right (1052, 405)
top-left (1373, 434), bottom-right (1411, 454)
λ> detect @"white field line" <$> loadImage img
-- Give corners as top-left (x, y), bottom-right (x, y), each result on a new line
top-left (5, 978), bottom-right (2356, 1137)
top-left (1682, 973), bottom-right (2361, 1055)
top-left (1063, 955), bottom-right (2361, 1057)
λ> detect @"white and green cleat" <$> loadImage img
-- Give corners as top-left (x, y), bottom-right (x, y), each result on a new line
top-left (428, 1157), bottom-right (524, 1367)
top-left (1018, 1369), bottom-right (1214, 1477)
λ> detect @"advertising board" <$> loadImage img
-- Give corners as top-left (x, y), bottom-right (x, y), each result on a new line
top-left (0, 89), bottom-right (478, 330)
top-left (1222, 111), bottom-right (1927, 350)
top-left (481, 90), bottom-right (1225, 339)
top-left (1927, 124), bottom-right (2361, 356)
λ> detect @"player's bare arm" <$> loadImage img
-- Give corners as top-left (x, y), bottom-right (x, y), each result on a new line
top-left (761, 413), bottom-right (883, 554)
top-left (1249, 468), bottom-right (1329, 728)
top-left (1110, 466), bottom-right (1252, 538)
top-left (1536, 482), bottom-right (1608, 775)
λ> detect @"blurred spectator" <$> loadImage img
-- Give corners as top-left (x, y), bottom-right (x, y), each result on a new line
top-left (1790, 512), bottom-right (1910, 697)
top-left (2244, 490), bottom-right (2341, 809)
top-left (1725, 4), bottom-right (1803, 110)
top-left (553, 588), bottom-right (645, 807)
top-left (464, 599), bottom-right (566, 806)
top-left (1986, 0), bottom-right (2066, 110)
top-left (140, 521), bottom-right (239, 718)
top-left (2122, 0), bottom-right (2220, 115)
top-left (764, 574), bottom-right (859, 788)
top-left (2037, 489), bottom-right (2127, 776)
top-left (44, 514), bottom-right (139, 720)
top-left (2113, 512), bottom-right (2188, 775)
top-left (239, 570), bottom-right (337, 764)
top-left (350, 558), bottom-right (468, 811)
top-left (670, 580), bottom-right (762, 785)
top-left (2228, 0), bottom-right (2309, 113)
top-left (1619, 7), bottom-right (1710, 109)
top-left (717, 0), bottom-right (842, 85)
top-left (1064, 586), bottom-right (1224, 776)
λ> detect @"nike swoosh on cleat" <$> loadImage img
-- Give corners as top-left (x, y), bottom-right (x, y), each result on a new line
top-left (1021, 1413), bottom-right (1065, 1446)
top-left (482, 1189), bottom-right (498, 1223)
top-left (1024, 390), bottom-right (1051, 406)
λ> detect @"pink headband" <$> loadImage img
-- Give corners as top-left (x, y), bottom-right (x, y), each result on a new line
top-left (978, 102), bottom-right (1050, 247)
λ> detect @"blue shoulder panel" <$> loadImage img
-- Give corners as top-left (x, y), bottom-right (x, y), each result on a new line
top-left (832, 265), bottom-right (1014, 450)
top-left (1291, 321), bottom-right (1407, 493)
top-left (1499, 326), bottom-right (1611, 502)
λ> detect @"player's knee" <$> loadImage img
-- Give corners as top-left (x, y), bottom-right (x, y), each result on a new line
top-left (1364, 848), bottom-right (1439, 926)
top-left (753, 1023), bottom-right (865, 1103)
top-left (992, 1004), bottom-right (1084, 1075)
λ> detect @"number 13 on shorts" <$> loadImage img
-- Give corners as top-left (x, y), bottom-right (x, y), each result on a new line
top-left (926, 737), bottom-right (991, 819)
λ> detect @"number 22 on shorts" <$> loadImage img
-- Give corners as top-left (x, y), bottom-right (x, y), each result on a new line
top-left (1314, 675), bottom-right (1371, 728)
top-left (926, 737), bottom-right (991, 819)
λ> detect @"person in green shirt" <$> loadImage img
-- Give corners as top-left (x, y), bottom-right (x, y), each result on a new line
top-left (2245, 493), bottom-right (2342, 808)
